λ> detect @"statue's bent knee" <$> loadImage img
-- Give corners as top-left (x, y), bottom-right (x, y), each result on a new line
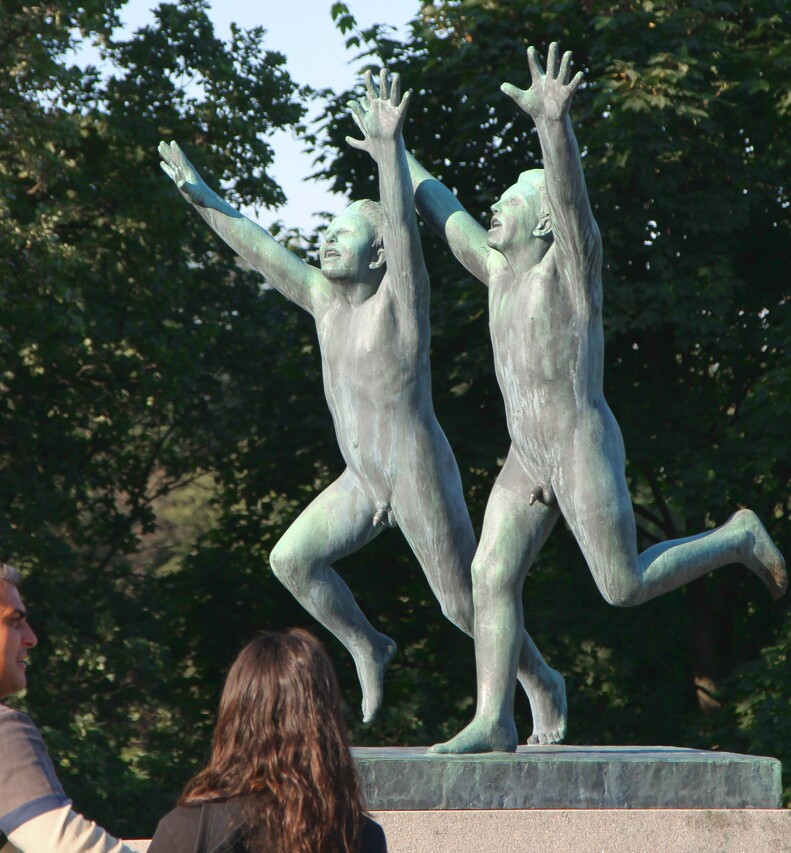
top-left (269, 542), bottom-right (307, 590)
top-left (600, 578), bottom-right (645, 608)
top-left (440, 598), bottom-right (473, 635)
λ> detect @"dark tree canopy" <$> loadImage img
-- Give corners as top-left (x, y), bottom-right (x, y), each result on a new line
top-left (1, 0), bottom-right (790, 834)
top-left (0, 0), bottom-right (323, 832)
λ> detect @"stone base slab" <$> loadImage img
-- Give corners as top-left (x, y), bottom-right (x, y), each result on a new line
top-left (125, 809), bottom-right (791, 853)
top-left (371, 809), bottom-right (791, 852)
top-left (352, 746), bottom-right (782, 809)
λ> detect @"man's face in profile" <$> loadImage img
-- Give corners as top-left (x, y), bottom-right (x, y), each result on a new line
top-left (0, 582), bottom-right (37, 699)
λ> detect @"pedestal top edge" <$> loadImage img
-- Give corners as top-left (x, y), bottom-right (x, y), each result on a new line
top-left (350, 745), bottom-right (779, 764)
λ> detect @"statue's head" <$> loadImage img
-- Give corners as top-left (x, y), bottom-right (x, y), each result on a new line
top-left (487, 169), bottom-right (551, 253)
top-left (320, 199), bottom-right (385, 282)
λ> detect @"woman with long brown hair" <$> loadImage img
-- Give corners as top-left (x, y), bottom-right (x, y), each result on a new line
top-left (149, 629), bottom-right (386, 853)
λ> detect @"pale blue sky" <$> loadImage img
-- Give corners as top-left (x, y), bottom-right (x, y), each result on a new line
top-left (115, 1), bottom-right (417, 230)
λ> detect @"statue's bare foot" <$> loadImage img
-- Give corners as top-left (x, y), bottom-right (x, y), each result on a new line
top-left (732, 509), bottom-right (787, 599)
top-left (526, 666), bottom-right (567, 745)
top-left (356, 633), bottom-right (397, 723)
top-left (429, 715), bottom-right (518, 754)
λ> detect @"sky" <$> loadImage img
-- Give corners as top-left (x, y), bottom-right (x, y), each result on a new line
top-left (111, 0), bottom-right (418, 231)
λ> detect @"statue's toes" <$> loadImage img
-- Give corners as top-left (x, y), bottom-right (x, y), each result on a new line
top-left (528, 730), bottom-right (564, 746)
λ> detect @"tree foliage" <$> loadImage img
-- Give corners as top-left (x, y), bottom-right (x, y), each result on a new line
top-left (0, 0), bottom-right (327, 833)
top-left (1, 0), bottom-right (790, 833)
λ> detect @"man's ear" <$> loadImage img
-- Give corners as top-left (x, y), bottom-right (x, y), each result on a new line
top-left (369, 246), bottom-right (386, 270)
top-left (532, 211), bottom-right (552, 238)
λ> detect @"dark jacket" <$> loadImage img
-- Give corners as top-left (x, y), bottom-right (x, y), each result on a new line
top-left (148, 798), bottom-right (387, 853)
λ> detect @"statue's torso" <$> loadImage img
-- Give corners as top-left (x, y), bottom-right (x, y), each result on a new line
top-left (315, 279), bottom-right (446, 503)
top-left (488, 259), bottom-right (612, 479)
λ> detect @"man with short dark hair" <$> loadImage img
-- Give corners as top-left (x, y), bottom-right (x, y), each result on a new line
top-left (0, 564), bottom-right (132, 852)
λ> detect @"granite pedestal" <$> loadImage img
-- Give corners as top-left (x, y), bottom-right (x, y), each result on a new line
top-left (127, 745), bottom-right (785, 852)
top-left (351, 745), bottom-right (782, 809)
top-left (126, 810), bottom-right (791, 853)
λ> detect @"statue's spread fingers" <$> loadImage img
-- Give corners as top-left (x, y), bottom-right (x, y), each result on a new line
top-left (389, 72), bottom-right (401, 105)
top-left (345, 135), bottom-right (367, 151)
top-left (364, 69), bottom-right (377, 101)
top-left (347, 101), bottom-right (367, 131)
top-left (399, 88), bottom-right (411, 115)
top-left (170, 141), bottom-right (190, 169)
top-left (379, 67), bottom-right (389, 101)
top-left (526, 45), bottom-right (543, 81)
top-left (546, 42), bottom-right (559, 78)
top-left (500, 81), bottom-right (523, 103)
top-left (569, 70), bottom-right (584, 94)
top-left (559, 50), bottom-right (573, 85)
top-left (159, 143), bottom-right (179, 168)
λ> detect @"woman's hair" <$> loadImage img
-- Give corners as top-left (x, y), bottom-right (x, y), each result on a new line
top-left (181, 628), bottom-right (367, 853)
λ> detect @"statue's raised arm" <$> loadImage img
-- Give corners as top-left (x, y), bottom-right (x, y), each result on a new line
top-left (405, 152), bottom-right (492, 286)
top-left (406, 152), bottom-right (492, 287)
top-left (345, 70), bottom-right (429, 313)
top-left (158, 141), bottom-right (331, 316)
top-left (502, 43), bottom-right (602, 311)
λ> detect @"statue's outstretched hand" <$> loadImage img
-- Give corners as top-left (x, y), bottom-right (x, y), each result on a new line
top-left (346, 68), bottom-right (411, 157)
top-left (158, 140), bottom-right (214, 207)
top-left (501, 42), bottom-right (583, 122)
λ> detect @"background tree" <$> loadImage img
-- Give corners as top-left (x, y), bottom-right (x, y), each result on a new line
top-left (2, 0), bottom-right (790, 834)
top-left (0, 0), bottom-right (329, 833)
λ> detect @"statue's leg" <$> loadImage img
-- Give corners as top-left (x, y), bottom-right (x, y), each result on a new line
top-left (560, 427), bottom-right (786, 606)
top-left (430, 449), bottom-right (565, 753)
top-left (269, 469), bottom-right (396, 722)
top-left (392, 442), bottom-right (476, 637)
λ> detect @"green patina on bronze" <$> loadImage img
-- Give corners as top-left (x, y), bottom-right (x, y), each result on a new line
top-left (352, 746), bottom-right (782, 810)
top-left (407, 42), bottom-right (786, 753)
top-left (159, 70), bottom-right (478, 727)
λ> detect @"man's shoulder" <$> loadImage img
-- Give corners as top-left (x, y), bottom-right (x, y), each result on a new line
top-left (0, 704), bottom-right (69, 836)
top-left (0, 703), bottom-right (37, 735)
top-left (0, 703), bottom-right (56, 777)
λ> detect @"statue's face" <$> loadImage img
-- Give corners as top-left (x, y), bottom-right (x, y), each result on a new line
top-left (320, 213), bottom-right (379, 281)
top-left (487, 185), bottom-right (539, 252)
